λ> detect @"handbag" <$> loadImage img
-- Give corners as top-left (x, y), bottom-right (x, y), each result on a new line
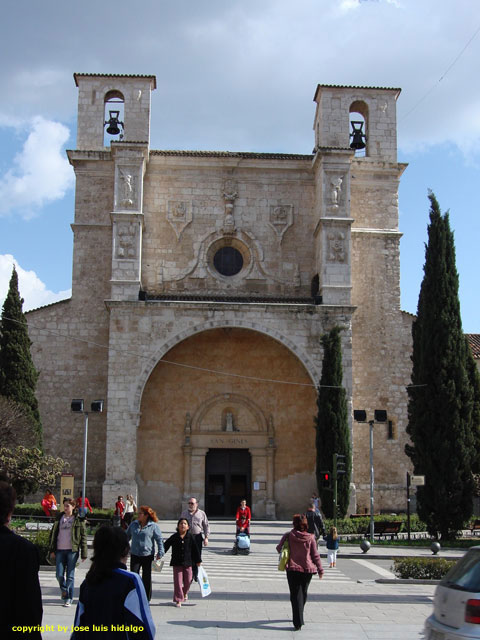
top-left (278, 536), bottom-right (290, 571)
top-left (197, 565), bottom-right (211, 597)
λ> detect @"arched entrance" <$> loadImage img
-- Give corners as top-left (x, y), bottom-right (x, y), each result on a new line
top-left (136, 327), bottom-right (317, 518)
top-left (205, 449), bottom-right (251, 516)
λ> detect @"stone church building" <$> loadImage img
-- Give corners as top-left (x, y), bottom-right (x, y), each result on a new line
top-left (26, 73), bottom-right (414, 518)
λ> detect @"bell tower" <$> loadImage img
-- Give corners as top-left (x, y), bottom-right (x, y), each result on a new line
top-left (73, 73), bottom-right (156, 150)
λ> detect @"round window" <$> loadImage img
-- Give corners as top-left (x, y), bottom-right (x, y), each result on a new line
top-left (213, 246), bottom-right (244, 276)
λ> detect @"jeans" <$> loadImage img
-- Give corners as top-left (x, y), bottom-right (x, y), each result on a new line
top-left (286, 570), bottom-right (313, 628)
top-left (55, 549), bottom-right (79, 600)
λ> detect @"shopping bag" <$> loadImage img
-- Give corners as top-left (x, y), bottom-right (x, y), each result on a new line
top-left (278, 537), bottom-right (290, 571)
top-left (152, 558), bottom-right (164, 573)
top-left (197, 565), bottom-right (211, 597)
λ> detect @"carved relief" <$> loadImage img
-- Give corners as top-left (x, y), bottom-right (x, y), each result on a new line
top-left (115, 221), bottom-right (137, 258)
top-left (167, 200), bottom-right (193, 240)
top-left (268, 204), bottom-right (293, 242)
top-left (222, 179), bottom-right (237, 234)
top-left (330, 176), bottom-right (343, 208)
top-left (117, 169), bottom-right (138, 209)
top-left (327, 231), bottom-right (346, 263)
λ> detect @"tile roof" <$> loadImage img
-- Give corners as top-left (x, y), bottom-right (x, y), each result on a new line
top-left (466, 334), bottom-right (480, 359)
top-left (150, 150), bottom-right (314, 160)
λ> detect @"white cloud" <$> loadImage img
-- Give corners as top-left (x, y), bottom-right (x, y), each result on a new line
top-left (0, 117), bottom-right (74, 218)
top-left (0, 255), bottom-right (71, 312)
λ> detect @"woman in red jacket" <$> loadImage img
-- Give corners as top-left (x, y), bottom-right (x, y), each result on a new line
top-left (276, 514), bottom-right (323, 631)
top-left (235, 499), bottom-right (251, 536)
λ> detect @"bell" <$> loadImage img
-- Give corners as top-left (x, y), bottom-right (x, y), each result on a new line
top-left (105, 110), bottom-right (123, 136)
top-left (350, 120), bottom-right (366, 150)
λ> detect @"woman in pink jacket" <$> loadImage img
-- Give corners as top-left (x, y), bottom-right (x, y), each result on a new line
top-left (276, 514), bottom-right (324, 631)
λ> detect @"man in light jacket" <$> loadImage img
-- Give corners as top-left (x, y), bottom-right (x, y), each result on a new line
top-left (181, 497), bottom-right (210, 580)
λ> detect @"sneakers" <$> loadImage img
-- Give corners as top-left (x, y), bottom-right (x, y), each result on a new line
top-left (175, 602), bottom-right (181, 607)
top-left (63, 599), bottom-right (72, 607)
top-left (61, 590), bottom-right (67, 600)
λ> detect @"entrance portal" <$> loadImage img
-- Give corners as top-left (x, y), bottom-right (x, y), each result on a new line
top-left (205, 449), bottom-right (251, 517)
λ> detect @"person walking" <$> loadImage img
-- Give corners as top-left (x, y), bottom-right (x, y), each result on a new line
top-left (276, 514), bottom-right (324, 631)
top-left (181, 497), bottom-right (209, 581)
top-left (304, 501), bottom-right (325, 544)
top-left (48, 498), bottom-right (88, 607)
top-left (324, 525), bottom-right (339, 567)
top-left (124, 494), bottom-right (137, 528)
top-left (114, 495), bottom-right (125, 528)
top-left (126, 505), bottom-right (164, 601)
top-left (71, 526), bottom-right (156, 639)
top-left (76, 492), bottom-right (93, 519)
top-left (163, 518), bottom-right (201, 607)
top-left (0, 480), bottom-right (43, 639)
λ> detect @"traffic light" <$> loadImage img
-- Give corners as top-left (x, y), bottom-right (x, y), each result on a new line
top-left (335, 454), bottom-right (347, 476)
top-left (319, 471), bottom-right (331, 488)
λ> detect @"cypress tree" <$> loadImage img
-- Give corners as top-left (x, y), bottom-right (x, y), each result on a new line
top-left (0, 267), bottom-right (42, 447)
top-left (315, 326), bottom-right (351, 518)
top-left (405, 192), bottom-right (475, 539)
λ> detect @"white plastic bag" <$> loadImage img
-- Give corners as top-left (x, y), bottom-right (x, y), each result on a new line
top-left (152, 558), bottom-right (164, 573)
top-left (197, 565), bottom-right (211, 597)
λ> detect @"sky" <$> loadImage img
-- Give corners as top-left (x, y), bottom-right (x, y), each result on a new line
top-left (0, 0), bottom-right (479, 332)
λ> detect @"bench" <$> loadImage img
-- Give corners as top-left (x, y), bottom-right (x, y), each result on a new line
top-left (364, 521), bottom-right (403, 540)
top-left (470, 520), bottom-right (480, 535)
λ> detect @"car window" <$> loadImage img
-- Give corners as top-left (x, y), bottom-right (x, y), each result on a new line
top-left (441, 549), bottom-right (480, 591)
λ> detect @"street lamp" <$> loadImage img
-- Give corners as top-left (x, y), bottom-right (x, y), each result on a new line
top-left (71, 399), bottom-right (104, 516)
top-left (353, 409), bottom-right (388, 542)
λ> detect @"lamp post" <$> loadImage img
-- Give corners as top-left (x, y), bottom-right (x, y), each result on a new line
top-left (353, 409), bottom-right (388, 543)
top-left (71, 399), bottom-right (104, 515)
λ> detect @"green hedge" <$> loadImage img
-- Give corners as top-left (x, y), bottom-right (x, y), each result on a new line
top-left (13, 503), bottom-right (114, 519)
top-left (324, 514), bottom-right (427, 535)
top-left (392, 557), bottom-right (457, 580)
top-left (31, 530), bottom-right (52, 565)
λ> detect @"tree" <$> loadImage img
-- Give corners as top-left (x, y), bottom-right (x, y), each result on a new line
top-left (0, 395), bottom-right (38, 448)
top-left (405, 192), bottom-right (476, 539)
top-left (0, 267), bottom-right (42, 446)
top-left (315, 326), bottom-right (351, 518)
top-left (0, 446), bottom-right (68, 503)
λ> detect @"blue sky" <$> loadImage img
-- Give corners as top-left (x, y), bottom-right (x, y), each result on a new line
top-left (0, 0), bottom-right (479, 332)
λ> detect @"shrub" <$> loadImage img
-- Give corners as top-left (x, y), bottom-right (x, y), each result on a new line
top-left (31, 530), bottom-right (52, 565)
top-left (392, 557), bottom-right (457, 580)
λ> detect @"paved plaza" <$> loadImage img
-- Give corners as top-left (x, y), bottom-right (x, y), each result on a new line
top-left (38, 520), bottom-right (467, 639)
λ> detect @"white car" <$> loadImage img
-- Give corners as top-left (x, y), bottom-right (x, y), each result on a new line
top-left (425, 546), bottom-right (480, 639)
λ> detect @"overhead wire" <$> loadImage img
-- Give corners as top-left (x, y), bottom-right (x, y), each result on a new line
top-left (400, 22), bottom-right (480, 123)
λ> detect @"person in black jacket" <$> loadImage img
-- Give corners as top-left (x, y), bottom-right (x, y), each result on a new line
top-left (0, 480), bottom-right (43, 639)
top-left (71, 526), bottom-right (155, 639)
top-left (163, 517), bottom-right (201, 607)
top-left (304, 501), bottom-right (325, 544)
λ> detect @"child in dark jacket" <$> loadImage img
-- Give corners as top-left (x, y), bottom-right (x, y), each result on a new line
top-left (163, 518), bottom-right (201, 606)
top-left (324, 526), bottom-right (339, 567)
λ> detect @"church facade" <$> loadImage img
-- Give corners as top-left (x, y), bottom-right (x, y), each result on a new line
top-left (26, 74), bottom-right (414, 518)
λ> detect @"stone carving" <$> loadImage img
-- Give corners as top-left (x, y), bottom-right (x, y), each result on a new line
top-left (330, 176), bottom-right (343, 208)
top-left (222, 180), bottom-right (237, 234)
top-left (268, 204), bottom-right (293, 242)
top-left (223, 411), bottom-right (239, 432)
top-left (327, 231), bottom-right (346, 263)
top-left (118, 170), bottom-right (137, 209)
top-left (167, 200), bottom-right (193, 240)
top-left (116, 221), bottom-right (137, 258)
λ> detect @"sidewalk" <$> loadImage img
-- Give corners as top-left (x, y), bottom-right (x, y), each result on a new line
top-left (37, 520), bottom-right (464, 639)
